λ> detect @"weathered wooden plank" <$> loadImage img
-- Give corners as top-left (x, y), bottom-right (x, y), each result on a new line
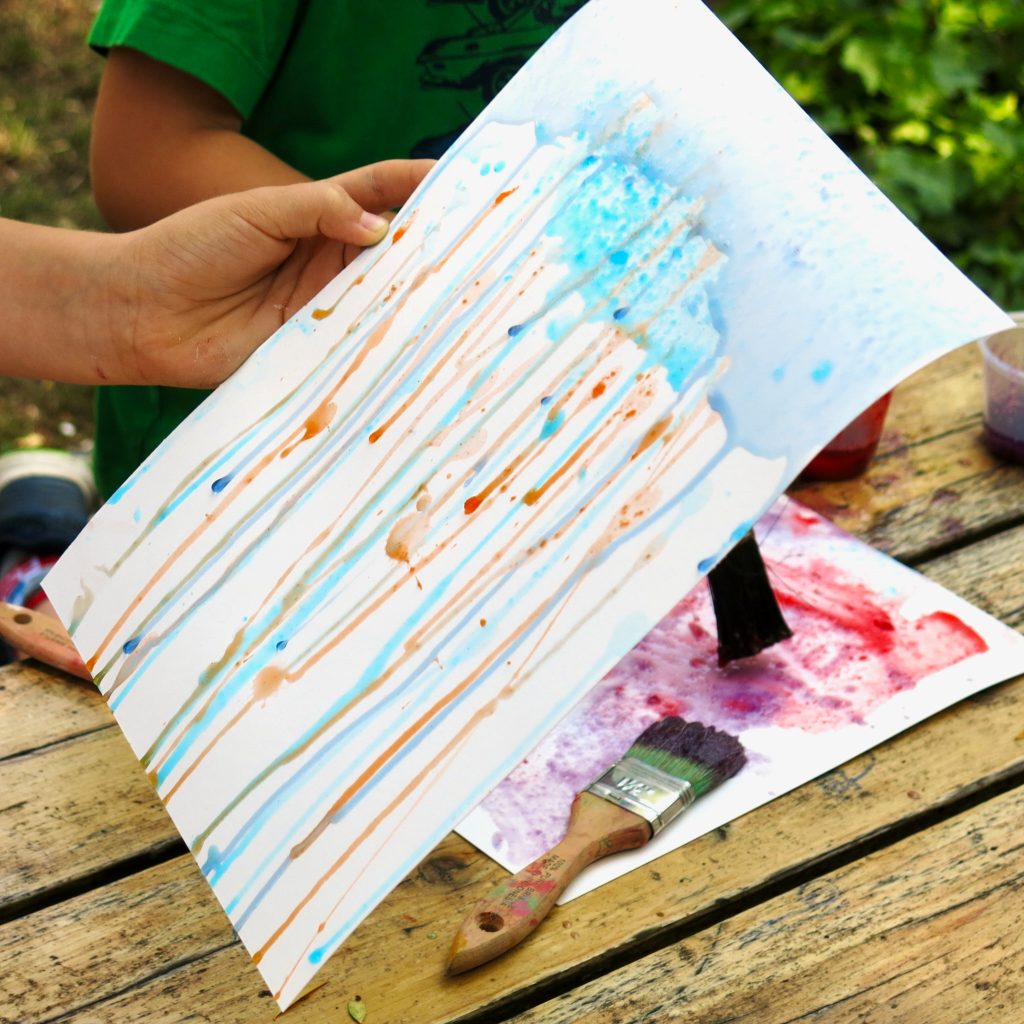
top-left (16, 659), bottom-right (1024, 1024)
top-left (508, 785), bottom-right (1024, 1024)
top-left (0, 661), bottom-right (109, 761)
top-left (0, 856), bottom-right (234, 1024)
top-left (923, 522), bottom-right (1024, 631)
top-left (794, 430), bottom-right (1024, 564)
top-left (0, 728), bottom-right (180, 917)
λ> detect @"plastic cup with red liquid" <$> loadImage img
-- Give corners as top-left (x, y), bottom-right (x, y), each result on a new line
top-left (801, 390), bottom-right (893, 482)
top-left (979, 312), bottom-right (1024, 464)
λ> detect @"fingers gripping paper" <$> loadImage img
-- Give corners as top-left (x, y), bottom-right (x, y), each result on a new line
top-left (46, 0), bottom-right (1012, 1007)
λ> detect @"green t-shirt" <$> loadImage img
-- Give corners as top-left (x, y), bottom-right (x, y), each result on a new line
top-left (88, 0), bottom-right (581, 497)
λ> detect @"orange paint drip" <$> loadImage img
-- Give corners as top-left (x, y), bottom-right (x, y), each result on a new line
top-left (592, 381), bottom-right (607, 398)
top-left (631, 415), bottom-right (673, 460)
top-left (463, 458), bottom-right (524, 515)
top-left (494, 187), bottom-right (517, 206)
top-left (523, 428), bottom-right (602, 507)
top-left (391, 225), bottom-right (408, 245)
top-left (254, 666), bottom-right (287, 702)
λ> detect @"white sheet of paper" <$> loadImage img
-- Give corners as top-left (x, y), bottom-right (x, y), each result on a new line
top-left (47, 0), bottom-right (1012, 1007)
top-left (457, 497), bottom-right (1024, 900)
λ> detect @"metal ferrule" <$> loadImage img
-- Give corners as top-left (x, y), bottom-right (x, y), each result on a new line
top-left (586, 755), bottom-right (695, 835)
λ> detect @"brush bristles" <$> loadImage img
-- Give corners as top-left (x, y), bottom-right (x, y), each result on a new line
top-left (707, 531), bottom-right (792, 665)
top-left (626, 716), bottom-right (746, 797)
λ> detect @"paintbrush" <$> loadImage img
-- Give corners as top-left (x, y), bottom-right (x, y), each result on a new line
top-left (706, 530), bottom-right (792, 665)
top-left (446, 716), bottom-right (746, 974)
top-left (0, 602), bottom-right (91, 681)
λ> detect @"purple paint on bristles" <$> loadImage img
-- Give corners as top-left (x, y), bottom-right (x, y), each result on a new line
top-left (628, 715), bottom-right (747, 788)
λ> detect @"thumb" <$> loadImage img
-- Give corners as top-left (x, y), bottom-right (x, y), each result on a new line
top-left (236, 179), bottom-right (392, 248)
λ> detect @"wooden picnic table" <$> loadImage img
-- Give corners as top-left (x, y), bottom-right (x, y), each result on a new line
top-left (2, 342), bottom-right (1022, 1024)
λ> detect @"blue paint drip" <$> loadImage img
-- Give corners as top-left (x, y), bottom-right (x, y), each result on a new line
top-left (811, 360), bottom-right (833, 382)
top-left (122, 636), bottom-right (141, 655)
top-left (211, 475), bottom-right (233, 493)
top-left (612, 306), bottom-right (630, 320)
top-left (540, 408), bottom-right (565, 439)
top-left (275, 639), bottom-right (288, 652)
top-left (507, 323), bottom-right (525, 336)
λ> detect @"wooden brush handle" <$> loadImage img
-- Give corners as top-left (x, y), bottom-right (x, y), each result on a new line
top-left (0, 602), bottom-right (92, 682)
top-left (447, 791), bottom-right (651, 974)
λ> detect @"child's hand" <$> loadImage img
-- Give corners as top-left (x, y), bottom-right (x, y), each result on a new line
top-left (112, 159), bottom-right (433, 387)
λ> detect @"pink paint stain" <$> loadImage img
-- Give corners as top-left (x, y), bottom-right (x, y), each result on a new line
top-left (481, 500), bottom-right (987, 863)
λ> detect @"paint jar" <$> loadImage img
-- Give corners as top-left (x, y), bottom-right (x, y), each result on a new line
top-left (801, 391), bottom-right (893, 481)
top-left (979, 312), bottom-right (1024, 465)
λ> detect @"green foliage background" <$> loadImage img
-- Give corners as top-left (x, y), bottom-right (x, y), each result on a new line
top-left (719, 0), bottom-right (1024, 309)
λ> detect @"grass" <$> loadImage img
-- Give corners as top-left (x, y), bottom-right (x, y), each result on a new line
top-left (1, 0), bottom-right (102, 454)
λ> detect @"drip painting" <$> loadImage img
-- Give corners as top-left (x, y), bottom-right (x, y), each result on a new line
top-left (46, 0), bottom-right (1014, 1007)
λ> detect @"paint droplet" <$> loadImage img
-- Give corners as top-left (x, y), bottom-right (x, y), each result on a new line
top-left (276, 639), bottom-right (288, 652)
top-left (494, 188), bottom-right (517, 206)
top-left (480, 618), bottom-right (487, 627)
top-left (123, 636), bottom-right (140, 655)
top-left (311, 306), bottom-right (333, 320)
top-left (811, 360), bottom-right (833, 382)
top-left (254, 666), bottom-right (287, 701)
top-left (613, 306), bottom-right (630, 320)
top-left (609, 250), bottom-right (629, 265)
top-left (540, 395), bottom-right (552, 405)
top-left (211, 475), bottom-right (232, 493)
top-left (508, 324), bottom-right (525, 336)
top-left (391, 225), bottom-right (408, 245)
top-left (464, 495), bottom-right (483, 515)
top-left (386, 505), bottom-right (431, 563)
top-left (592, 381), bottom-right (606, 398)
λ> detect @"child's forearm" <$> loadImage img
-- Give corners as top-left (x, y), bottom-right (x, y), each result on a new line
top-left (0, 219), bottom-right (127, 384)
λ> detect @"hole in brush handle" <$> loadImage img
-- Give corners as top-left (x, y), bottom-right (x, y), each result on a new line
top-left (476, 911), bottom-right (505, 933)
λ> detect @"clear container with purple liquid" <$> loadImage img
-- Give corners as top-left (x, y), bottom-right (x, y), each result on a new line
top-left (979, 312), bottom-right (1024, 464)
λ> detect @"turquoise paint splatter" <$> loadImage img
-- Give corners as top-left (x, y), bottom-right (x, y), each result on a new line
top-left (811, 360), bottom-right (833, 382)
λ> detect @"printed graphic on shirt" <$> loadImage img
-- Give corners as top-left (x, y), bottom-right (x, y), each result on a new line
top-left (412, 0), bottom-right (585, 157)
